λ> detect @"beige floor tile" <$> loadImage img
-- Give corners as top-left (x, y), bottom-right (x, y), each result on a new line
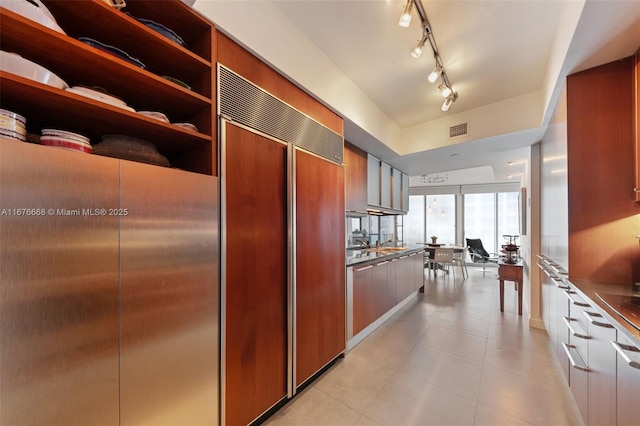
top-left (473, 403), bottom-right (536, 426)
top-left (477, 364), bottom-right (582, 426)
top-left (264, 387), bottom-right (361, 426)
top-left (415, 324), bottom-right (487, 361)
top-left (363, 373), bottom-right (477, 425)
top-left (395, 345), bottom-right (484, 401)
top-left (313, 353), bottom-right (396, 413)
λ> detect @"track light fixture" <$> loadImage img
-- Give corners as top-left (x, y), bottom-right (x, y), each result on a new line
top-left (398, 0), bottom-right (458, 112)
top-left (398, 1), bottom-right (413, 27)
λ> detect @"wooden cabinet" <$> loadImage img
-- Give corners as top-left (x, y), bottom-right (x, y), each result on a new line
top-left (1, 0), bottom-right (215, 175)
top-left (295, 148), bottom-right (346, 387)
top-left (344, 142), bottom-right (368, 214)
top-left (635, 48), bottom-right (640, 201)
top-left (353, 264), bottom-right (374, 335)
top-left (223, 123), bottom-right (288, 426)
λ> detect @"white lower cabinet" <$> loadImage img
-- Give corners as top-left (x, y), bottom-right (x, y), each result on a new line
top-left (613, 334), bottom-right (640, 425)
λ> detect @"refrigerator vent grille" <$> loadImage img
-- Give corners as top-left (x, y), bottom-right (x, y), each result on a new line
top-left (218, 65), bottom-right (343, 164)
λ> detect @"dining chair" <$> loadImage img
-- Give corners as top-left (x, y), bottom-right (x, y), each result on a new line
top-left (426, 247), bottom-right (455, 278)
top-left (452, 246), bottom-right (468, 279)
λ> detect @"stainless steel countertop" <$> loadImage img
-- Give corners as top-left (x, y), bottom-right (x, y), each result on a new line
top-left (567, 278), bottom-right (640, 343)
top-left (346, 247), bottom-right (425, 267)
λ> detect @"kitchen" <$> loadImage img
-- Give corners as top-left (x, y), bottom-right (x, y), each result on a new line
top-left (1, 0), bottom-right (640, 425)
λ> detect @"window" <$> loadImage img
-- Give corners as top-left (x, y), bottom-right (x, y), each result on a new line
top-left (463, 193), bottom-right (496, 253)
top-left (426, 194), bottom-right (455, 245)
top-left (404, 195), bottom-right (425, 246)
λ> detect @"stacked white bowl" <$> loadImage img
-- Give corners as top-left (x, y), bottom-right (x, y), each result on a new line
top-left (40, 129), bottom-right (92, 153)
top-left (0, 108), bottom-right (27, 141)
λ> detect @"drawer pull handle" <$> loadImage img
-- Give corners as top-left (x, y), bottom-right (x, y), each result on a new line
top-left (563, 291), bottom-right (590, 307)
top-left (583, 311), bottom-right (614, 328)
top-left (611, 341), bottom-right (640, 370)
top-left (376, 261), bottom-right (389, 266)
top-left (355, 265), bottom-right (373, 271)
top-left (562, 342), bottom-right (589, 371)
top-left (563, 316), bottom-right (590, 339)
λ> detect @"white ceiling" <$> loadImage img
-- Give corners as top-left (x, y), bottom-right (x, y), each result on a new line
top-left (193, 0), bottom-right (640, 186)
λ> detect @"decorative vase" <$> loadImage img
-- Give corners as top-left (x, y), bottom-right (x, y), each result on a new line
top-left (431, 236), bottom-right (438, 244)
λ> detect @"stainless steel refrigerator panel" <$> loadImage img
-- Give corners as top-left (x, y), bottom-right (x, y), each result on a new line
top-left (119, 161), bottom-right (219, 426)
top-left (0, 139), bottom-right (120, 425)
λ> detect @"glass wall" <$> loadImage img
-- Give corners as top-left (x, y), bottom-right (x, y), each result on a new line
top-left (463, 193), bottom-right (496, 254)
top-left (425, 194), bottom-right (455, 245)
top-left (404, 189), bottom-right (520, 258)
top-left (404, 195), bottom-right (425, 247)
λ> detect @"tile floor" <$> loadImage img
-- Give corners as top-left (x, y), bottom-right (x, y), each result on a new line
top-left (265, 265), bottom-right (584, 426)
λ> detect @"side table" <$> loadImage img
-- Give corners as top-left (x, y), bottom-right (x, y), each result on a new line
top-left (498, 260), bottom-right (523, 315)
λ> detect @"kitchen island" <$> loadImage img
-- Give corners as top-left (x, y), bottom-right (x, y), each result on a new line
top-left (346, 247), bottom-right (425, 349)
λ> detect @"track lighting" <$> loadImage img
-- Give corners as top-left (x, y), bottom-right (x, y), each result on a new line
top-left (397, 0), bottom-right (458, 112)
top-left (428, 65), bottom-right (441, 83)
top-left (398, 1), bottom-right (413, 27)
top-left (411, 34), bottom-right (428, 58)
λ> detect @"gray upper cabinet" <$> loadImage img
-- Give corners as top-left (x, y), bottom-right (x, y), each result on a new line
top-left (391, 168), bottom-right (402, 210)
top-left (367, 154), bottom-right (380, 207)
top-left (401, 172), bottom-right (409, 212)
top-left (380, 162), bottom-right (391, 209)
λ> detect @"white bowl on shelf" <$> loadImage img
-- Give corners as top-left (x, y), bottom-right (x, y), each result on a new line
top-left (41, 128), bottom-right (90, 144)
top-left (0, 0), bottom-right (66, 34)
top-left (0, 51), bottom-right (68, 89)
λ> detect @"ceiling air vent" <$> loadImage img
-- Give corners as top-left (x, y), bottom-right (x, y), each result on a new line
top-left (449, 122), bottom-right (468, 139)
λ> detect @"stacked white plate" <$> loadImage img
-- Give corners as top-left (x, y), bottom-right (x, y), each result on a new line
top-left (65, 86), bottom-right (135, 112)
top-left (0, 51), bottom-right (68, 89)
top-left (0, 0), bottom-right (66, 34)
top-left (137, 110), bottom-right (169, 123)
top-left (40, 129), bottom-right (91, 153)
top-left (0, 108), bottom-right (27, 141)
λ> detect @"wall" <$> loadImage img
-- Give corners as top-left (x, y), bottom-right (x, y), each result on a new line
top-left (540, 84), bottom-right (569, 269)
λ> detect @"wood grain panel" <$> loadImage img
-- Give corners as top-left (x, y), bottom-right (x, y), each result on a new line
top-left (372, 261), bottom-right (389, 319)
top-left (217, 32), bottom-right (343, 136)
top-left (567, 57), bottom-right (640, 283)
top-left (224, 124), bottom-right (287, 425)
top-left (344, 142), bottom-right (368, 213)
top-left (352, 265), bottom-right (373, 336)
top-left (635, 48), bottom-right (640, 202)
top-left (295, 149), bottom-right (345, 387)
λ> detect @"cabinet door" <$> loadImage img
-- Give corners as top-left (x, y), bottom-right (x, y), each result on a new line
top-left (387, 259), bottom-right (398, 311)
top-left (391, 168), bottom-right (402, 210)
top-left (413, 251), bottom-right (425, 291)
top-left (614, 334), bottom-right (640, 426)
top-left (634, 48), bottom-right (639, 201)
top-left (0, 139), bottom-right (120, 426)
top-left (367, 154), bottom-right (380, 206)
top-left (584, 311), bottom-right (617, 426)
top-left (295, 148), bottom-right (346, 387)
top-left (401, 173), bottom-right (410, 212)
top-left (344, 142), bottom-right (368, 213)
top-left (380, 162), bottom-right (392, 209)
top-left (223, 123), bottom-right (288, 426)
top-left (119, 163), bottom-right (219, 426)
top-left (353, 265), bottom-right (373, 335)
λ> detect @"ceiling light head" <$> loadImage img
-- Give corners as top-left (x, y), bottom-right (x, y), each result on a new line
top-left (441, 92), bottom-right (458, 112)
top-left (411, 35), bottom-right (427, 58)
top-left (427, 65), bottom-right (441, 83)
top-left (398, 1), bottom-right (413, 27)
top-left (438, 83), bottom-right (452, 98)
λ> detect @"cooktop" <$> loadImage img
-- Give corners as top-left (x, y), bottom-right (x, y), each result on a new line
top-left (596, 293), bottom-right (640, 332)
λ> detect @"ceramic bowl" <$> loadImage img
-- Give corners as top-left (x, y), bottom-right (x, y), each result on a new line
top-left (0, 51), bottom-right (68, 89)
top-left (0, 0), bottom-right (65, 34)
top-left (40, 136), bottom-right (92, 153)
top-left (41, 128), bottom-right (90, 144)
